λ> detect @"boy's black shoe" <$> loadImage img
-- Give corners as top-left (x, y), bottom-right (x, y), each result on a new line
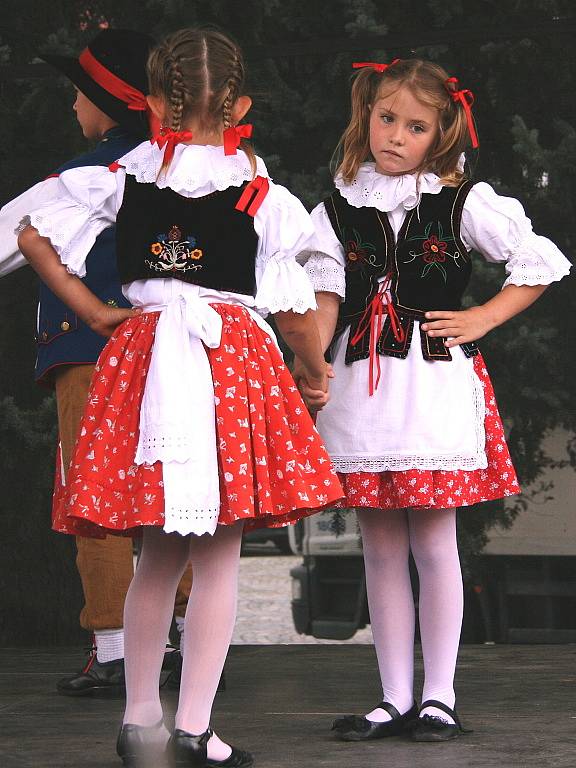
top-left (57, 649), bottom-right (125, 697)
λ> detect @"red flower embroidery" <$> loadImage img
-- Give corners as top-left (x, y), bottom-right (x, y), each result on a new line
top-left (168, 224), bottom-right (182, 241)
top-left (345, 240), bottom-right (366, 270)
top-left (342, 231), bottom-right (381, 271)
top-left (422, 235), bottom-right (447, 263)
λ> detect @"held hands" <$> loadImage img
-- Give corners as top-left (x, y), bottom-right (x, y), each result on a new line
top-left (292, 358), bottom-right (334, 413)
top-left (421, 306), bottom-right (495, 348)
top-left (88, 304), bottom-right (142, 338)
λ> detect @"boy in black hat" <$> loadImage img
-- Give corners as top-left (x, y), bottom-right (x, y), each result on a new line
top-left (0, 28), bottom-right (192, 695)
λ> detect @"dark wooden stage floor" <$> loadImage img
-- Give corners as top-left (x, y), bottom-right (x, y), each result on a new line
top-left (1, 644), bottom-right (575, 767)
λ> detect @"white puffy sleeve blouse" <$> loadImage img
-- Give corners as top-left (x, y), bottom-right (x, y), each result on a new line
top-left (20, 142), bottom-right (317, 315)
top-left (302, 176), bottom-right (571, 296)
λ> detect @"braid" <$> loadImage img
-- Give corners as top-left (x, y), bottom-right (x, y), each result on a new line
top-left (222, 86), bottom-right (233, 128)
top-left (222, 49), bottom-right (242, 128)
top-left (168, 54), bottom-right (185, 131)
top-left (148, 29), bottom-right (256, 174)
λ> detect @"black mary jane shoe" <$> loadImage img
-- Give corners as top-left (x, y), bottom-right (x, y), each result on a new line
top-left (116, 722), bottom-right (168, 767)
top-left (410, 699), bottom-right (472, 742)
top-left (206, 746), bottom-right (254, 768)
top-left (170, 728), bottom-right (212, 768)
top-left (332, 701), bottom-right (418, 741)
top-left (170, 727), bottom-right (253, 768)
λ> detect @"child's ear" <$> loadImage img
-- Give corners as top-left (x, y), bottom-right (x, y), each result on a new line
top-left (232, 95), bottom-right (252, 124)
top-left (146, 94), bottom-right (167, 123)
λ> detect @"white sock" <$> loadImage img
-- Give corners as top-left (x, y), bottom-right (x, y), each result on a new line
top-left (409, 508), bottom-right (462, 725)
top-left (123, 528), bottom-right (191, 727)
top-left (357, 507), bottom-right (463, 726)
top-left (95, 628), bottom-right (125, 664)
top-left (357, 509), bottom-right (415, 724)
top-left (175, 614), bottom-right (185, 655)
top-left (122, 521), bottom-right (243, 762)
top-left (175, 523), bottom-right (243, 762)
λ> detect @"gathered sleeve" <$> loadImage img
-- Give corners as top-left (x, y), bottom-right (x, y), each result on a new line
top-left (20, 166), bottom-right (125, 278)
top-left (298, 203), bottom-right (346, 298)
top-left (0, 178), bottom-right (63, 277)
top-left (461, 182), bottom-right (572, 287)
top-left (253, 182), bottom-right (317, 315)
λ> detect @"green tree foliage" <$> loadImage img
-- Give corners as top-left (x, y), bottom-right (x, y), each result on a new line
top-left (0, 395), bottom-right (86, 644)
top-left (0, 0), bottom-right (574, 590)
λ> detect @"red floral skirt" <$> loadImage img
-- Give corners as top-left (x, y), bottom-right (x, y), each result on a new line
top-left (52, 305), bottom-right (343, 537)
top-left (335, 355), bottom-right (520, 510)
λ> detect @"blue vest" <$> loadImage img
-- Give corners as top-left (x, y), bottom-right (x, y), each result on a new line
top-left (36, 128), bottom-right (141, 383)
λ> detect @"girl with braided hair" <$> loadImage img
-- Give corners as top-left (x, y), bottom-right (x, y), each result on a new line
top-left (297, 58), bottom-right (570, 742)
top-left (18, 27), bottom-right (342, 768)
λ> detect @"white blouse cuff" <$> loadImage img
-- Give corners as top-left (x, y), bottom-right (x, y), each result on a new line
top-left (502, 232), bottom-right (572, 287)
top-left (22, 200), bottom-right (109, 279)
top-left (18, 166), bottom-right (122, 278)
top-left (303, 251), bottom-right (346, 297)
top-left (255, 256), bottom-right (317, 315)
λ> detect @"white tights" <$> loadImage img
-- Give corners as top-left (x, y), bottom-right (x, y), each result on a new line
top-left (357, 508), bottom-right (463, 724)
top-left (122, 522), bottom-right (244, 761)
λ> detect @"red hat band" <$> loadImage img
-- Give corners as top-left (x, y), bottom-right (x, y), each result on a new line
top-left (78, 48), bottom-right (159, 133)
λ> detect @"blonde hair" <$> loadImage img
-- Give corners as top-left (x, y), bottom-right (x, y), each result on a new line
top-left (147, 27), bottom-right (256, 174)
top-left (335, 59), bottom-right (475, 186)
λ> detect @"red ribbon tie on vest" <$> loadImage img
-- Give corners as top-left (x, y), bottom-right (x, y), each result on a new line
top-left (350, 277), bottom-right (405, 396)
top-left (235, 175), bottom-right (270, 217)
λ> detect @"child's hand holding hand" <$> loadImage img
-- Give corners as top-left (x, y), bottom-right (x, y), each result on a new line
top-left (422, 306), bottom-right (495, 348)
top-left (88, 304), bottom-right (142, 338)
top-left (293, 359), bottom-right (334, 413)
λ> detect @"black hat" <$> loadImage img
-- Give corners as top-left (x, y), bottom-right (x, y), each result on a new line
top-left (41, 29), bottom-right (156, 136)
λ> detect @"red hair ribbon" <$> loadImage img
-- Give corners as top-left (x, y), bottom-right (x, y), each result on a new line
top-left (352, 59), bottom-right (400, 73)
top-left (151, 128), bottom-right (194, 165)
top-left (223, 124), bottom-right (253, 156)
top-left (350, 277), bottom-right (404, 396)
top-left (79, 49), bottom-right (160, 135)
top-left (235, 175), bottom-right (270, 217)
top-left (445, 76), bottom-right (479, 149)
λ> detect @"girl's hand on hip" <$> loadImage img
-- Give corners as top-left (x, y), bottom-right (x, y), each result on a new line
top-left (88, 305), bottom-right (142, 338)
top-left (421, 306), bottom-right (495, 348)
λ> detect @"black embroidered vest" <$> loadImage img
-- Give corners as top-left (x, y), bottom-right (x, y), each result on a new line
top-left (324, 181), bottom-right (478, 363)
top-left (116, 175), bottom-right (260, 294)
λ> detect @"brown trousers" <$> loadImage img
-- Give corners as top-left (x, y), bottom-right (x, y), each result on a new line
top-left (54, 364), bottom-right (191, 631)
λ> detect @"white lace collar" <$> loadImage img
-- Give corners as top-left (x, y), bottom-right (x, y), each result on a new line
top-left (335, 162), bottom-right (445, 212)
top-left (117, 141), bottom-right (269, 198)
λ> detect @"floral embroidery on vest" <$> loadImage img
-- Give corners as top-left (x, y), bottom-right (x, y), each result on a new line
top-left (146, 225), bottom-right (203, 273)
top-left (404, 221), bottom-right (467, 282)
top-left (343, 228), bottom-right (382, 272)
